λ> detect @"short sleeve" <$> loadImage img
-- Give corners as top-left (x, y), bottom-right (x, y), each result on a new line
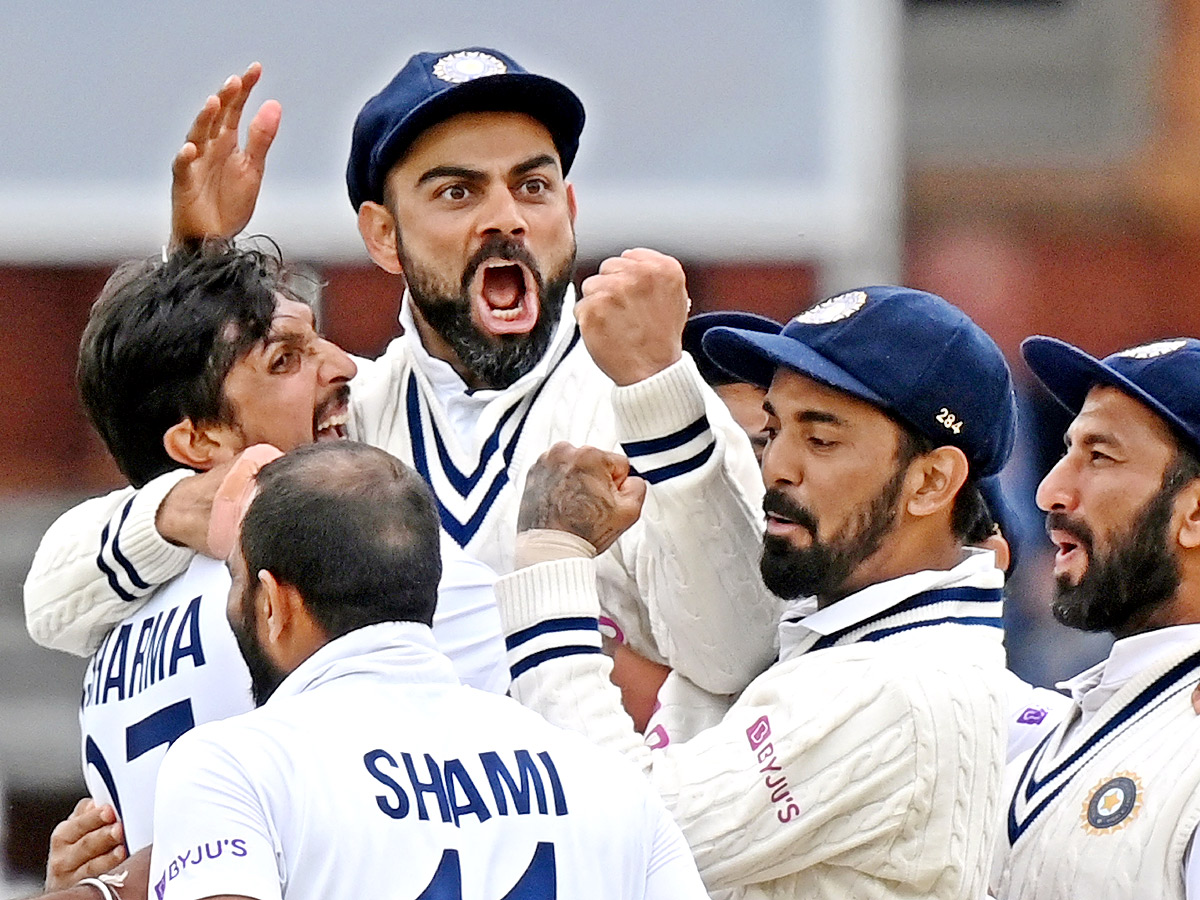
top-left (149, 728), bottom-right (282, 900)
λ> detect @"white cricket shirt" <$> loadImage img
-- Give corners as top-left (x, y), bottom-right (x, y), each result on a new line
top-left (80, 555), bottom-right (250, 851)
top-left (149, 622), bottom-right (707, 900)
top-left (81, 537), bottom-right (507, 852)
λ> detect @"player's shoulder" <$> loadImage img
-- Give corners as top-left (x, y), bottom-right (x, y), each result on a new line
top-left (760, 636), bottom-right (1008, 719)
top-left (461, 689), bottom-right (656, 794)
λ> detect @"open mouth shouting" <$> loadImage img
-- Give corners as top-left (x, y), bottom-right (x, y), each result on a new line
top-left (314, 387), bottom-right (351, 442)
top-left (470, 259), bottom-right (540, 336)
top-left (763, 490), bottom-right (817, 546)
top-left (1045, 513), bottom-right (1093, 581)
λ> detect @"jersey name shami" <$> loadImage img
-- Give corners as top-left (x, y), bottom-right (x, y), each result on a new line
top-left (82, 595), bottom-right (206, 708)
top-left (364, 747), bottom-right (569, 827)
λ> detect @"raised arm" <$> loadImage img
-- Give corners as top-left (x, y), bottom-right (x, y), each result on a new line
top-left (170, 62), bottom-right (280, 246)
top-left (576, 250), bottom-right (781, 696)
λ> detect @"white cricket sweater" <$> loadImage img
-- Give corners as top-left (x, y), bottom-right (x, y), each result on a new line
top-left (992, 628), bottom-right (1200, 900)
top-left (496, 550), bottom-right (1011, 899)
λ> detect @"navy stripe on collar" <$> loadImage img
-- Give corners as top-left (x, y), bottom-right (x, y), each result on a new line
top-left (408, 327), bottom-right (582, 546)
top-left (808, 585), bottom-right (1003, 652)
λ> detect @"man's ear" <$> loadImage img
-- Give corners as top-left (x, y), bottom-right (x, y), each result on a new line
top-left (1175, 478), bottom-right (1200, 549)
top-left (163, 418), bottom-right (237, 471)
top-left (357, 201), bottom-right (404, 275)
top-left (566, 182), bottom-right (578, 226)
top-left (257, 568), bottom-right (303, 646)
top-left (904, 445), bottom-right (970, 520)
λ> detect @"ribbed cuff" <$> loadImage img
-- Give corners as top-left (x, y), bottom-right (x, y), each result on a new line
top-left (611, 355), bottom-right (707, 441)
top-left (121, 469), bottom-right (198, 581)
top-left (495, 557), bottom-right (601, 635)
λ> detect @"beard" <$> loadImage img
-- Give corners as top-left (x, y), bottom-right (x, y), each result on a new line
top-left (229, 585), bottom-right (289, 708)
top-left (399, 234), bottom-right (575, 389)
top-left (1048, 487), bottom-right (1182, 636)
top-left (760, 464), bottom-right (908, 602)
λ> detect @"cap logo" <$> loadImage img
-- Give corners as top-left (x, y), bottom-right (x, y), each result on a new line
top-left (936, 407), bottom-right (964, 436)
top-left (1113, 339), bottom-right (1186, 360)
top-left (432, 51), bottom-right (507, 84)
top-left (791, 290), bottom-right (868, 326)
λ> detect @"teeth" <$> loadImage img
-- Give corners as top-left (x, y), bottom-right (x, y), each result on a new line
top-left (317, 411), bottom-right (348, 432)
top-left (491, 306), bottom-right (523, 321)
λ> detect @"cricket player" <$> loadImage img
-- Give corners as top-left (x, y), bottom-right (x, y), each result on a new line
top-left (991, 336), bottom-right (1200, 899)
top-left (142, 440), bottom-right (707, 900)
top-left (25, 49), bottom-right (778, 701)
top-left (66, 243), bottom-right (507, 856)
top-left (494, 286), bottom-right (1018, 898)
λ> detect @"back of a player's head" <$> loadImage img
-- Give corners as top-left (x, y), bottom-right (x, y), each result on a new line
top-left (240, 442), bottom-right (442, 636)
top-left (77, 242), bottom-right (286, 487)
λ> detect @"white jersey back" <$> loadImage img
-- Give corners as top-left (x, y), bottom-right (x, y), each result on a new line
top-left (81, 544), bottom-right (508, 852)
top-left (80, 556), bottom-right (250, 852)
top-left (149, 624), bottom-right (706, 900)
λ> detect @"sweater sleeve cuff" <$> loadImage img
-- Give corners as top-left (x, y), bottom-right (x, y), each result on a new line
top-left (495, 557), bottom-right (602, 633)
top-left (611, 355), bottom-right (708, 440)
top-left (495, 558), bottom-right (606, 681)
top-left (611, 358), bottom-right (716, 486)
top-left (113, 469), bottom-right (198, 588)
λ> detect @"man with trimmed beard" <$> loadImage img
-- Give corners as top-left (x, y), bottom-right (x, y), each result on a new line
top-left (991, 336), bottom-right (1200, 900)
top-left (491, 286), bottom-right (1018, 898)
top-left (25, 50), bottom-right (775, 705)
top-left (36, 242), bottom-right (508, 876)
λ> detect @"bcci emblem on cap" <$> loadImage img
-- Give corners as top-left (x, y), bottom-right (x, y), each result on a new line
top-left (1081, 773), bottom-right (1143, 834)
top-left (432, 51), bottom-right (508, 83)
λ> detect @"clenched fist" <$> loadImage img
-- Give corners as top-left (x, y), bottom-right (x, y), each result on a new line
top-left (518, 443), bottom-right (647, 554)
top-left (577, 248), bottom-right (689, 386)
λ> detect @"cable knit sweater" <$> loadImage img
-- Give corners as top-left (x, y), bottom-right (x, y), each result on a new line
top-left (496, 551), bottom-right (1010, 899)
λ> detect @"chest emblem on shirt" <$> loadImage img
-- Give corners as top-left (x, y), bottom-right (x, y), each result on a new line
top-left (1081, 772), bottom-right (1142, 834)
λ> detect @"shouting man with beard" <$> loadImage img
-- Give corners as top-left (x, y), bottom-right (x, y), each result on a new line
top-left (490, 286), bottom-right (1019, 899)
top-left (25, 50), bottom-right (775, 706)
top-left (992, 336), bottom-right (1200, 900)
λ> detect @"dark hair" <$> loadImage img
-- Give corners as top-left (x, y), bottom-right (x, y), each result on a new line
top-left (1164, 437), bottom-right (1200, 495)
top-left (895, 424), bottom-right (994, 544)
top-left (240, 442), bottom-right (442, 635)
top-left (77, 241), bottom-right (297, 487)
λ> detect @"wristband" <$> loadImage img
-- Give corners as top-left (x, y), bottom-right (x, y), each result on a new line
top-left (77, 877), bottom-right (118, 900)
top-left (513, 529), bottom-right (597, 569)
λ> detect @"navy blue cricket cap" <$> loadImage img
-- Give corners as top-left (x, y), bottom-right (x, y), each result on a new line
top-left (1022, 336), bottom-right (1200, 458)
top-left (702, 285), bottom-right (1018, 477)
top-left (347, 47), bottom-right (585, 211)
top-left (682, 311), bottom-right (781, 386)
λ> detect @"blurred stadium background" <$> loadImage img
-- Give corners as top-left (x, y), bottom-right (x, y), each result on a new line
top-left (1, 0), bottom-right (1192, 887)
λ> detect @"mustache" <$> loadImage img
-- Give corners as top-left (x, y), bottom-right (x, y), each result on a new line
top-left (460, 236), bottom-right (543, 294)
top-left (1045, 510), bottom-right (1094, 551)
top-left (763, 489), bottom-right (819, 534)
top-left (313, 384), bottom-right (351, 426)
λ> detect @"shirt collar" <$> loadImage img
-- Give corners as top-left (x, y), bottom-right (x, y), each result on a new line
top-left (1058, 623), bottom-right (1200, 705)
top-left (269, 621), bottom-right (460, 703)
top-left (782, 547), bottom-right (1002, 637)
